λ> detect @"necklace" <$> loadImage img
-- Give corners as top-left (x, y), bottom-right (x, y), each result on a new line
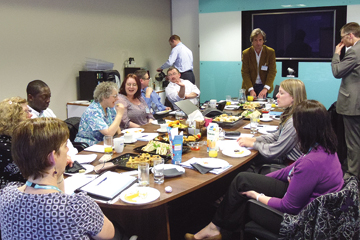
top-left (25, 181), bottom-right (62, 193)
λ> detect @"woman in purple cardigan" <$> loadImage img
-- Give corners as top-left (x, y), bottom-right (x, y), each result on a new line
top-left (185, 100), bottom-right (344, 240)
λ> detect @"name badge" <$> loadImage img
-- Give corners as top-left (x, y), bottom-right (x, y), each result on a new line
top-left (145, 107), bottom-right (150, 113)
top-left (261, 65), bottom-right (268, 71)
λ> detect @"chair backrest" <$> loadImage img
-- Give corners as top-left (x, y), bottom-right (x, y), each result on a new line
top-left (272, 85), bottom-right (279, 99)
top-left (64, 117), bottom-right (81, 142)
top-left (279, 177), bottom-right (360, 239)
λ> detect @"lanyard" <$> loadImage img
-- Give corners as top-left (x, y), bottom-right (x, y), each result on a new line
top-left (26, 181), bottom-right (62, 193)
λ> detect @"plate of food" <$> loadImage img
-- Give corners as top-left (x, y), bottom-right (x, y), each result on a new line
top-left (134, 140), bottom-right (190, 157)
top-left (222, 148), bottom-right (251, 158)
top-left (240, 110), bottom-right (262, 120)
top-left (240, 102), bottom-right (263, 110)
top-left (121, 128), bottom-right (144, 134)
top-left (154, 133), bottom-right (201, 143)
top-left (155, 110), bottom-right (171, 115)
top-left (152, 119), bottom-right (171, 125)
top-left (120, 187), bottom-right (160, 204)
top-left (167, 120), bottom-right (188, 129)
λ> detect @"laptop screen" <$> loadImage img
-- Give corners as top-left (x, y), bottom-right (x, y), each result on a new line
top-left (174, 100), bottom-right (199, 116)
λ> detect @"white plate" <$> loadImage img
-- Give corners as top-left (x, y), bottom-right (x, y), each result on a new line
top-left (120, 187), bottom-right (160, 204)
top-left (151, 119), bottom-right (170, 125)
top-left (121, 128), bottom-right (144, 134)
top-left (151, 164), bottom-right (185, 177)
top-left (222, 148), bottom-right (251, 158)
top-left (64, 164), bottom-right (94, 176)
top-left (124, 139), bottom-right (137, 144)
top-left (258, 126), bottom-right (278, 135)
top-left (260, 118), bottom-right (273, 122)
top-left (155, 110), bottom-right (171, 115)
top-left (224, 105), bottom-right (239, 110)
top-left (195, 158), bottom-right (229, 169)
top-left (157, 128), bottom-right (168, 133)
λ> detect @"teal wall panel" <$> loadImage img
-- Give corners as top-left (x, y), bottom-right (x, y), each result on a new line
top-left (200, 61), bottom-right (341, 109)
top-left (199, 0), bottom-right (360, 13)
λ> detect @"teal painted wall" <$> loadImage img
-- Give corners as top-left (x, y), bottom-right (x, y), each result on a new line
top-left (200, 61), bottom-right (341, 109)
top-left (199, 0), bottom-right (360, 13)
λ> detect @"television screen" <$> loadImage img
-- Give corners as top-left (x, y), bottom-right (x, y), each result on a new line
top-left (242, 6), bottom-right (347, 61)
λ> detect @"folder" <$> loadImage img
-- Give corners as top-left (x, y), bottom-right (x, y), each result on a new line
top-left (75, 171), bottom-right (137, 201)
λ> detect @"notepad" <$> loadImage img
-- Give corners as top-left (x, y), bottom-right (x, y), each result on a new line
top-left (76, 171), bottom-right (137, 201)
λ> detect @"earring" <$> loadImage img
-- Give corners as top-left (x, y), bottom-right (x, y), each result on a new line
top-left (53, 168), bottom-right (58, 176)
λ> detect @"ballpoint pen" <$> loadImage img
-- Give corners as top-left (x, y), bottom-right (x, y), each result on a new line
top-left (96, 177), bottom-right (107, 186)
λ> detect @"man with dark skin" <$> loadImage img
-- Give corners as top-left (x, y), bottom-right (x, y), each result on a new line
top-left (26, 80), bottom-right (55, 118)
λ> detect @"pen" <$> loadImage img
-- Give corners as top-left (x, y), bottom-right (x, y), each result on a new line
top-left (96, 177), bottom-right (107, 186)
top-left (141, 135), bottom-right (148, 138)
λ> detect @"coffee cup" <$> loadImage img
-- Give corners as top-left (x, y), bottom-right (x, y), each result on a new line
top-left (265, 103), bottom-right (272, 111)
top-left (124, 132), bottom-right (134, 143)
top-left (114, 137), bottom-right (124, 153)
top-left (160, 123), bottom-right (168, 132)
top-left (262, 113), bottom-right (270, 119)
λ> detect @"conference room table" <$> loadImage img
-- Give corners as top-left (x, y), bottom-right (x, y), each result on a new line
top-left (78, 112), bottom-right (281, 240)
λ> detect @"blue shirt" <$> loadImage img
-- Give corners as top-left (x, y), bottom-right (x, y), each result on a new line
top-left (75, 101), bottom-right (117, 146)
top-left (141, 88), bottom-right (166, 112)
top-left (160, 42), bottom-right (193, 72)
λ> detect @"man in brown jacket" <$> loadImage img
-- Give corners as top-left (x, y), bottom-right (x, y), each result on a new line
top-left (241, 28), bottom-right (277, 99)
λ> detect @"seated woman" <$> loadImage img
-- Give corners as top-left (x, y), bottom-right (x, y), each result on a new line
top-left (238, 79), bottom-right (307, 168)
top-left (0, 97), bottom-right (32, 189)
top-left (0, 118), bottom-right (116, 239)
top-left (185, 100), bottom-right (344, 240)
top-left (75, 82), bottom-right (125, 146)
top-left (117, 74), bottom-right (154, 129)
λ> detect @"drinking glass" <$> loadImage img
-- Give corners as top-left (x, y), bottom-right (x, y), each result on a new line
top-left (250, 116), bottom-right (259, 134)
top-left (226, 95), bottom-right (231, 105)
top-left (153, 159), bottom-right (164, 184)
top-left (103, 135), bottom-right (113, 155)
top-left (138, 162), bottom-right (149, 187)
top-left (238, 89), bottom-right (246, 104)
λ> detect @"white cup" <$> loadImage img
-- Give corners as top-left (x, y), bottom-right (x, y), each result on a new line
top-left (209, 99), bottom-right (217, 108)
top-left (114, 137), bottom-right (124, 153)
top-left (124, 132), bottom-right (134, 143)
top-left (265, 103), bottom-right (272, 111)
top-left (160, 123), bottom-right (168, 131)
top-left (262, 113), bottom-right (270, 119)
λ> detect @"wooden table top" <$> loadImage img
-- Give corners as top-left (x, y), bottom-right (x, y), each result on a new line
top-left (79, 115), bottom-right (281, 210)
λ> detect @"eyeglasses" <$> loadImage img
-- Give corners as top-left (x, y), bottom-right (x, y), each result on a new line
top-left (167, 72), bottom-right (179, 77)
top-left (142, 77), bottom-right (151, 81)
top-left (341, 33), bottom-right (350, 39)
top-left (111, 94), bottom-right (119, 98)
top-left (126, 83), bottom-right (138, 87)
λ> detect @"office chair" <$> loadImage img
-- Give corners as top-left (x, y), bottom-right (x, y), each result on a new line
top-left (244, 177), bottom-right (360, 240)
top-left (64, 117), bottom-right (89, 152)
top-left (272, 85), bottom-right (279, 99)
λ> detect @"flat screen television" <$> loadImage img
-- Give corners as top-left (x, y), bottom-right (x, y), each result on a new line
top-left (242, 6), bottom-right (347, 62)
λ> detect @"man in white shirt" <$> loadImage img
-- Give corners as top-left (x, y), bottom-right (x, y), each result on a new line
top-left (26, 80), bottom-right (77, 158)
top-left (165, 67), bottom-right (200, 110)
top-left (157, 35), bottom-right (196, 84)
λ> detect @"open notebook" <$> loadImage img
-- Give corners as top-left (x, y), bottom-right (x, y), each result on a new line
top-left (75, 171), bottom-right (137, 201)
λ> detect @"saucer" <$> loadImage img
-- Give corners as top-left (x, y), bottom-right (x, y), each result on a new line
top-left (260, 118), bottom-right (273, 122)
top-left (124, 139), bottom-right (137, 144)
top-left (157, 128), bottom-right (168, 133)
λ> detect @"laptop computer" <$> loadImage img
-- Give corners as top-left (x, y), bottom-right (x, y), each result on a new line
top-left (174, 99), bottom-right (199, 117)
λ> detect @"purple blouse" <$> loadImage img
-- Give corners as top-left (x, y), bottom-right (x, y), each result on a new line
top-left (266, 146), bottom-right (344, 214)
top-left (118, 94), bottom-right (154, 129)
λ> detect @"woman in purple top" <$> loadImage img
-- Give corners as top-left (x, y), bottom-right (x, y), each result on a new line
top-left (118, 74), bottom-right (154, 129)
top-left (185, 100), bottom-right (344, 240)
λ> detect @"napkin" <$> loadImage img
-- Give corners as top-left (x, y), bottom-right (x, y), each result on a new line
top-left (190, 163), bottom-right (214, 174)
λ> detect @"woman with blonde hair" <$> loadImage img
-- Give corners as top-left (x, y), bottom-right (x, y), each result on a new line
top-left (0, 97), bottom-right (32, 189)
top-left (238, 79), bottom-right (307, 167)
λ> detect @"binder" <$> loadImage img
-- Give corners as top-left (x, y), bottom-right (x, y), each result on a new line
top-left (75, 171), bottom-right (137, 201)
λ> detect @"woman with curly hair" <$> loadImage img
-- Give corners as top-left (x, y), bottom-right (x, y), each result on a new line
top-left (0, 97), bottom-right (32, 189)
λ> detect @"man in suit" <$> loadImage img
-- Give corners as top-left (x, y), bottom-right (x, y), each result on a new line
top-left (241, 28), bottom-right (277, 99)
top-left (332, 22), bottom-right (360, 179)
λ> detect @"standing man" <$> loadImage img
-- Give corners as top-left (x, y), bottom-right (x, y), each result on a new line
top-left (241, 28), bottom-right (277, 99)
top-left (331, 22), bottom-right (360, 179)
top-left (135, 69), bottom-right (171, 113)
top-left (157, 35), bottom-right (196, 84)
top-left (165, 67), bottom-right (200, 110)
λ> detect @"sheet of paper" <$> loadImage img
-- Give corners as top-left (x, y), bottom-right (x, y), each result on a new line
top-left (72, 154), bottom-right (97, 164)
top-left (84, 144), bottom-right (105, 153)
top-left (136, 133), bottom-right (159, 141)
top-left (64, 174), bottom-right (97, 195)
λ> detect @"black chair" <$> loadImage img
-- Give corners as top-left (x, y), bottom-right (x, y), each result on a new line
top-left (244, 177), bottom-right (360, 240)
top-left (272, 85), bottom-right (279, 99)
top-left (64, 117), bottom-right (88, 152)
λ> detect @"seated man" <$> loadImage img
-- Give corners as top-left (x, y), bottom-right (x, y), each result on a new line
top-left (135, 69), bottom-right (171, 113)
top-left (26, 80), bottom-right (77, 157)
top-left (165, 67), bottom-right (200, 110)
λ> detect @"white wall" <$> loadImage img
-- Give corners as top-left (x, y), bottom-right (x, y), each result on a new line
top-left (0, 0), bottom-right (171, 119)
top-left (171, 0), bottom-right (200, 87)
